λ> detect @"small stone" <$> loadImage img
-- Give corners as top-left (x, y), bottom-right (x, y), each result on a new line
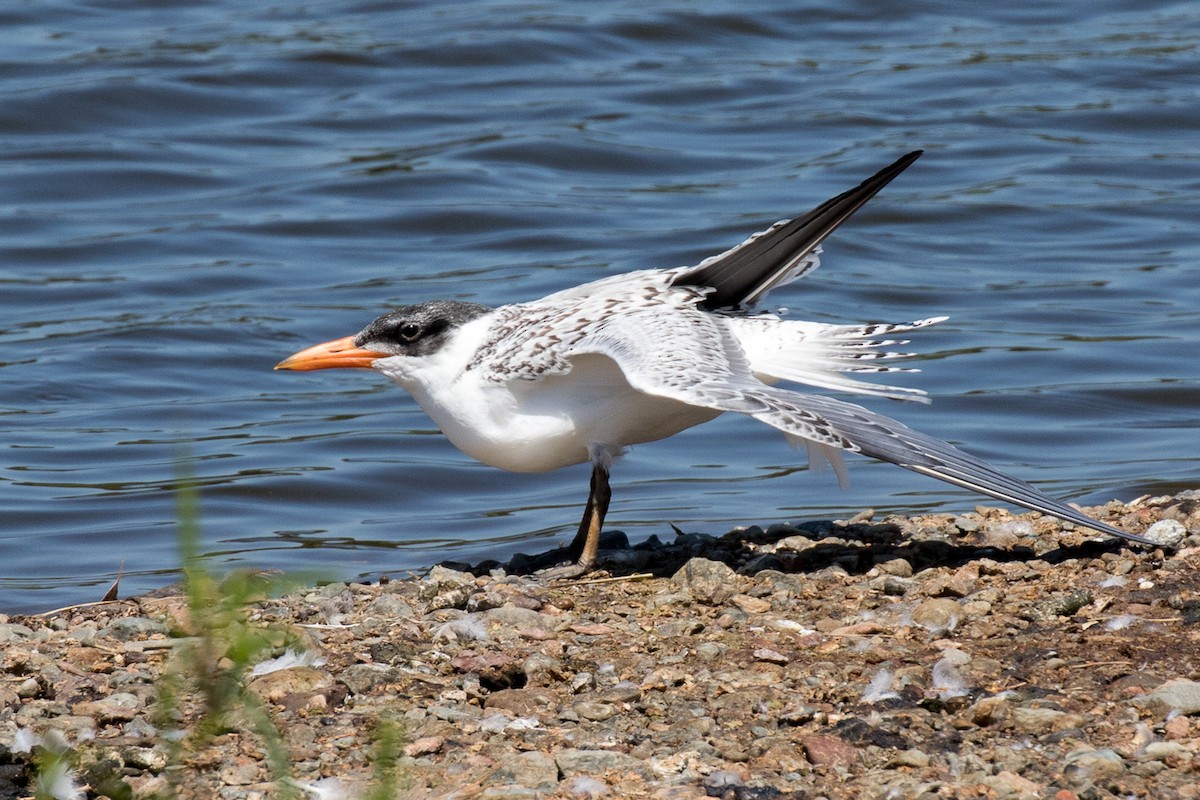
top-left (339, 663), bottom-right (398, 694)
top-left (74, 691), bottom-right (142, 723)
top-left (655, 619), bottom-right (703, 637)
top-left (967, 695), bottom-right (1012, 727)
top-left (954, 516), bottom-right (981, 533)
top-left (1026, 589), bottom-right (1093, 621)
top-left (479, 788), bottom-right (543, 799)
top-left (672, 558), bottom-right (738, 605)
top-left (982, 769), bottom-right (1041, 800)
top-left (887, 748), bottom-right (930, 768)
top-left (801, 734), bottom-right (858, 767)
top-left (730, 594), bottom-right (771, 614)
top-left (564, 776), bottom-right (609, 798)
top-left (486, 687), bottom-right (558, 717)
top-left (1011, 706), bottom-right (1081, 734)
top-left (523, 652), bottom-right (565, 686)
top-left (248, 666), bottom-right (333, 703)
top-left (365, 593), bottom-right (415, 617)
top-left (880, 576), bottom-right (913, 596)
top-left (555, 748), bottom-right (655, 780)
top-left (404, 735), bottom-right (445, 757)
top-left (219, 760), bottom-right (262, 786)
top-left (123, 716), bottom-right (158, 739)
top-left (1141, 741), bottom-right (1189, 760)
top-left (1063, 747), bottom-right (1126, 784)
top-left (122, 746), bottom-right (169, 771)
top-left (910, 598), bottom-right (962, 634)
top-left (1143, 519), bottom-right (1186, 548)
top-left (573, 701), bottom-right (617, 721)
top-left (427, 587), bottom-right (471, 611)
top-left (427, 564), bottom-right (474, 587)
top-left (596, 681), bottom-right (641, 704)
top-left (751, 647), bottom-right (789, 665)
top-left (937, 647), bottom-right (971, 667)
top-left (1133, 678), bottom-right (1200, 716)
top-left (99, 617), bottom-right (168, 642)
top-left (482, 606), bottom-right (557, 636)
top-left (486, 750), bottom-right (559, 789)
top-left (1164, 715), bottom-right (1191, 740)
top-left (877, 558), bottom-right (913, 577)
top-left (0, 623), bottom-right (35, 642)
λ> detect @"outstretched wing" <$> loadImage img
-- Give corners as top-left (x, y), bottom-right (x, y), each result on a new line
top-left (558, 308), bottom-right (1155, 548)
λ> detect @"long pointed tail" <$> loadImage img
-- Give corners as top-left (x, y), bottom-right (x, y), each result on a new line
top-left (750, 388), bottom-right (1158, 547)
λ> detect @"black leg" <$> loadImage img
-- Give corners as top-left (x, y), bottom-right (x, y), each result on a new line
top-left (545, 462), bottom-right (610, 579)
top-left (575, 462), bottom-right (610, 570)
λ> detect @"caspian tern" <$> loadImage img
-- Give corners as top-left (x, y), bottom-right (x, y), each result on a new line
top-left (277, 150), bottom-right (1154, 575)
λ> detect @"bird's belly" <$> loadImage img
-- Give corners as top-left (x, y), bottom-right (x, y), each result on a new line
top-left (415, 356), bottom-right (721, 473)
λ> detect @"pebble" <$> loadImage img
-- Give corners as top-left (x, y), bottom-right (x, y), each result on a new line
top-left (1143, 519), bottom-right (1187, 548)
top-left (97, 617), bottom-right (167, 641)
top-left (672, 558), bottom-right (738, 605)
top-left (555, 749), bottom-right (656, 781)
top-left (1133, 678), bottom-right (1200, 716)
top-left (801, 734), bottom-right (859, 767)
top-left (910, 598), bottom-right (962, 634)
top-left (487, 750), bottom-right (559, 789)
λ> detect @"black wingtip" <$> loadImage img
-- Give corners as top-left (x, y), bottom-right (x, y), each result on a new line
top-left (679, 150), bottom-right (925, 310)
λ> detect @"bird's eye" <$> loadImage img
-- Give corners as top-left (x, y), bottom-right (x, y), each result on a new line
top-left (398, 322), bottom-right (421, 341)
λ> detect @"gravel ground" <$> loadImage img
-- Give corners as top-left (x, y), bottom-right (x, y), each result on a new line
top-left (3, 493), bottom-right (1200, 799)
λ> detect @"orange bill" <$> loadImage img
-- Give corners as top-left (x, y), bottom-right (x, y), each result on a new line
top-left (275, 336), bottom-right (387, 371)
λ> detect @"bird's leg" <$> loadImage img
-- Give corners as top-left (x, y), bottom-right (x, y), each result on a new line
top-left (542, 461), bottom-right (611, 580)
top-left (569, 461), bottom-right (611, 570)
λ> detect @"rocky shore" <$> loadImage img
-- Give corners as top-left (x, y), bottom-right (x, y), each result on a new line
top-left (4, 493), bottom-right (1200, 799)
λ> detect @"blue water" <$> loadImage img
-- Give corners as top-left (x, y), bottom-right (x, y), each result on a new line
top-left (2, 0), bottom-right (1197, 614)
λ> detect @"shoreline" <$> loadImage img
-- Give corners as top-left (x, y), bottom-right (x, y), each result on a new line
top-left (3, 494), bottom-right (1200, 798)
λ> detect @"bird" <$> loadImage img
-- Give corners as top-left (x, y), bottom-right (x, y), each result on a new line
top-left (276, 150), bottom-right (1156, 576)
